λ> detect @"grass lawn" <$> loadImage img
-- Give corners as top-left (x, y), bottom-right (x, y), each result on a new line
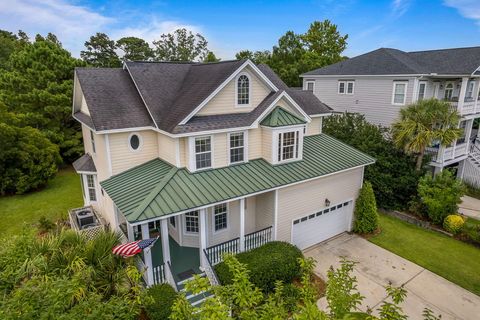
top-left (0, 167), bottom-right (83, 238)
top-left (370, 213), bottom-right (480, 296)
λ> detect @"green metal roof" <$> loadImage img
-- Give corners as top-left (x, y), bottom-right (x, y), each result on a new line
top-left (260, 106), bottom-right (307, 127)
top-left (101, 134), bottom-right (375, 223)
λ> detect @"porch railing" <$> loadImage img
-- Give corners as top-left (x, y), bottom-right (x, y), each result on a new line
top-left (244, 226), bottom-right (273, 251)
top-left (152, 263), bottom-right (166, 285)
top-left (205, 237), bottom-right (240, 265)
top-left (205, 226), bottom-right (273, 266)
top-left (202, 249), bottom-right (220, 286)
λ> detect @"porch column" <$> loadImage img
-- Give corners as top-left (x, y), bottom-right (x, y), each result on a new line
top-left (273, 190), bottom-right (278, 240)
top-left (160, 219), bottom-right (171, 264)
top-left (474, 79), bottom-right (480, 113)
top-left (199, 209), bottom-right (207, 268)
top-left (239, 198), bottom-right (245, 252)
top-left (126, 222), bottom-right (135, 241)
top-left (458, 77), bottom-right (469, 111)
top-left (141, 223), bottom-right (154, 286)
top-left (465, 119), bottom-right (474, 148)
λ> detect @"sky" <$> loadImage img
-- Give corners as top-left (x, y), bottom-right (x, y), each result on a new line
top-left (0, 0), bottom-right (479, 59)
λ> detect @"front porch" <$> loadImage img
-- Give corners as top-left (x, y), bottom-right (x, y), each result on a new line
top-left (121, 192), bottom-right (276, 290)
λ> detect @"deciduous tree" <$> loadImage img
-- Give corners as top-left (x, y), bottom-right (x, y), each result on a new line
top-left (116, 36), bottom-right (154, 61)
top-left (153, 28), bottom-right (209, 61)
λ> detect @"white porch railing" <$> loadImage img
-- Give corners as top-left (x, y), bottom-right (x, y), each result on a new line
top-left (202, 249), bottom-right (220, 286)
top-left (427, 142), bottom-right (468, 164)
top-left (152, 263), bottom-right (166, 285)
top-left (205, 226), bottom-right (273, 265)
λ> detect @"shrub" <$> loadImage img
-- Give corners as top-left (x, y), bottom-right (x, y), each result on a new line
top-left (38, 216), bottom-right (55, 234)
top-left (281, 283), bottom-right (302, 312)
top-left (443, 215), bottom-right (464, 234)
top-left (214, 241), bottom-right (303, 293)
top-left (353, 181), bottom-right (378, 234)
top-left (418, 170), bottom-right (466, 224)
top-left (144, 283), bottom-right (178, 320)
top-left (323, 113), bottom-right (423, 210)
top-left (458, 220), bottom-right (480, 246)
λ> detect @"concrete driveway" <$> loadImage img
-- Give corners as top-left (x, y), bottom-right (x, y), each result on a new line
top-left (304, 233), bottom-right (480, 320)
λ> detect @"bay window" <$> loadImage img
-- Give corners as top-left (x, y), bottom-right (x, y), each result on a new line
top-left (184, 211), bottom-right (199, 233)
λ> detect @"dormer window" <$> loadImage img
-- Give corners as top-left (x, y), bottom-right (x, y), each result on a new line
top-left (277, 130), bottom-right (301, 162)
top-left (236, 74), bottom-right (250, 106)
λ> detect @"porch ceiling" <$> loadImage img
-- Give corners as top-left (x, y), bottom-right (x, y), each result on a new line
top-left (101, 134), bottom-right (375, 224)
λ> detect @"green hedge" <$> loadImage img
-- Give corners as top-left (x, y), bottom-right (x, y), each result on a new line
top-left (214, 241), bottom-right (303, 293)
top-left (143, 283), bottom-right (177, 320)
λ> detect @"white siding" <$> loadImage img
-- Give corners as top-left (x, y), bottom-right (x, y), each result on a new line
top-left (310, 76), bottom-right (416, 127)
top-left (276, 167), bottom-right (364, 243)
top-left (306, 117), bottom-right (323, 136)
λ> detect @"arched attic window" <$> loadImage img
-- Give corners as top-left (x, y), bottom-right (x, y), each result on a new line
top-left (237, 74), bottom-right (250, 106)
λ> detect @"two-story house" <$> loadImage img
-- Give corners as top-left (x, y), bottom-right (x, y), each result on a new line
top-left (71, 59), bottom-right (373, 300)
top-left (302, 47), bottom-right (480, 185)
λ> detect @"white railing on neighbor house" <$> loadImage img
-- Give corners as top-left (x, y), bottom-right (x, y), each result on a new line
top-left (68, 206), bottom-right (105, 240)
top-left (205, 226), bottom-right (273, 265)
top-left (426, 142), bottom-right (468, 164)
top-left (447, 99), bottom-right (479, 116)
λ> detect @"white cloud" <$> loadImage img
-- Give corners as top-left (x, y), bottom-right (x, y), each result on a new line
top-left (0, 0), bottom-right (205, 58)
top-left (444, 0), bottom-right (480, 24)
top-left (391, 0), bottom-right (411, 17)
top-left (0, 0), bottom-right (113, 56)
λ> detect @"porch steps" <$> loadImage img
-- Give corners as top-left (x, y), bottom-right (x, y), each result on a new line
top-left (176, 272), bottom-right (213, 306)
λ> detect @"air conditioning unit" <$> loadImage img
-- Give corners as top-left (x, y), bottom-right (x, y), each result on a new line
top-left (75, 207), bottom-right (96, 229)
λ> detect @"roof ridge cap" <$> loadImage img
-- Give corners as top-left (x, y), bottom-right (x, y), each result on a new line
top-left (130, 166), bottom-right (180, 221)
top-left (382, 48), bottom-right (421, 73)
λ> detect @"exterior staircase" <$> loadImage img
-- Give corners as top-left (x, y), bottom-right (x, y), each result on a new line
top-left (176, 272), bottom-right (213, 306)
top-left (463, 144), bottom-right (480, 188)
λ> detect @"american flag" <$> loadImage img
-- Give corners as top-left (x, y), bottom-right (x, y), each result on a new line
top-left (112, 237), bottom-right (158, 258)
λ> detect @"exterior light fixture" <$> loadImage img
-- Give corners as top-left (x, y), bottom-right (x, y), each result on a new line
top-left (325, 198), bottom-right (331, 207)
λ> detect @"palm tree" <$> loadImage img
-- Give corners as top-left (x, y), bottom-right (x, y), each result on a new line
top-left (392, 98), bottom-right (462, 171)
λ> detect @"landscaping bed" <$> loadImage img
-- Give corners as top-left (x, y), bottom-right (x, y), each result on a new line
top-left (370, 213), bottom-right (480, 296)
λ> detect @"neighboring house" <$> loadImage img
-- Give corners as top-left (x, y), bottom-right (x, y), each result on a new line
top-left (71, 59), bottom-right (373, 300)
top-left (302, 47), bottom-right (480, 184)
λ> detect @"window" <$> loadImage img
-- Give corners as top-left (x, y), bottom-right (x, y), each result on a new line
top-left (306, 81), bottom-right (315, 91)
top-left (229, 132), bottom-right (245, 164)
top-left (466, 81), bottom-right (475, 100)
top-left (277, 130), bottom-right (300, 162)
top-left (237, 74), bottom-right (250, 105)
top-left (169, 216), bottom-right (176, 228)
top-left (149, 220), bottom-right (160, 232)
top-left (90, 131), bottom-right (96, 153)
top-left (86, 174), bottom-right (96, 202)
top-left (213, 203), bottom-right (228, 232)
top-left (185, 211), bottom-right (199, 233)
top-left (418, 82), bottom-right (426, 101)
top-left (338, 82), bottom-right (345, 94)
top-left (338, 81), bottom-right (354, 94)
top-left (346, 81), bottom-right (354, 94)
top-left (129, 133), bottom-right (141, 151)
top-left (194, 136), bottom-right (212, 170)
top-left (392, 82), bottom-right (407, 105)
top-left (444, 83), bottom-right (453, 101)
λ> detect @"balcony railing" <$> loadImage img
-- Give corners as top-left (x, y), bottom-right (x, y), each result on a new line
top-left (244, 226), bottom-right (273, 251)
top-left (446, 99), bottom-right (478, 116)
top-left (152, 263), bottom-right (166, 285)
top-left (426, 142), bottom-right (468, 164)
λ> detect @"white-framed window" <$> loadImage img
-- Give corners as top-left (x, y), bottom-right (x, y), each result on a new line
top-left (128, 133), bottom-right (142, 151)
top-left (184, 211), bottom-right (199, 233)
top-left (228, 131), bottom-right (246, 164)
top-left (392, 82), bottom-right (407, 105)
top-left (418, 81), bottom-right (427, 101)
top-left (236, 73), bottom-right (250, 106)
top-left (306, 81), bottom-right (315, 92)
top-left (85, 174), bottom-right (97, 202)
top-left (90, 130), bottom-right (96, 153)
top-left (193, 136), bottom-right (212, 170)
top-left (466, 81), bottom-right (475, 100)
top-left (213, 203), bottom-right (228, 232)
top-left (169, 216), bottom-right (176, 228)
top-left (444, 83), bottom-right (454, 101)
top-left (338, 81), bottom-right (354, 94)
top-left (274, 127), bottom-right (304, 163)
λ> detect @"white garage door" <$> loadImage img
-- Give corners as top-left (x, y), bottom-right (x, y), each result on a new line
top-left (292, 201), bottom-right (353, 250)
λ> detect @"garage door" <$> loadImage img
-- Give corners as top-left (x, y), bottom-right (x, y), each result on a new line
top-left (292, 201), bottom-right (353, 250)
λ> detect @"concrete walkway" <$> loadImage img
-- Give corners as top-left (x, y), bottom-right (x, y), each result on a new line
top-left (459, 196), bottom-right (480, 220)
top-left (304, 233), bottom-right (480, 320)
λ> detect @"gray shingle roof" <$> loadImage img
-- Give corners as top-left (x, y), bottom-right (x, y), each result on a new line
top-left (74, 60), bottom-right (331, 133)
top-left (72, 154), bottom-right (96, 172)
top-left (303, 47), bottom-right (480, 76)
top-left (75, 68), bottom-right (154, 131)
